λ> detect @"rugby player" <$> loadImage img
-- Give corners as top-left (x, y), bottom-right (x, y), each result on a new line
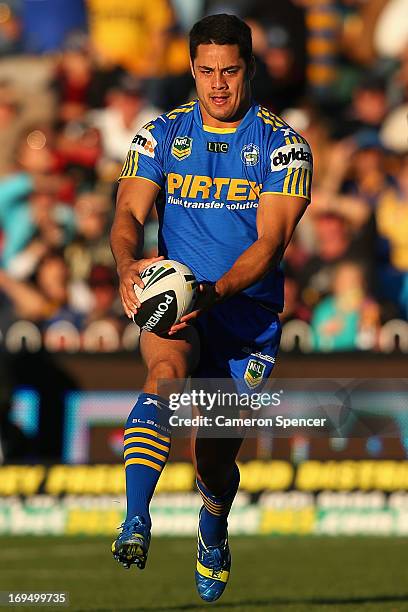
top-left (110, 14), bottom-right (312, 602)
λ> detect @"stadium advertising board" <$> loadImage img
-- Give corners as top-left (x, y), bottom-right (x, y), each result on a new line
top-left (2, 462), bottom-right (408, 536)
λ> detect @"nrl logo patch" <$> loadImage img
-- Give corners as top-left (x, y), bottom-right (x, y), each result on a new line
top-left (171, 136), bottom-right (193, 160)
top-left (244, 359), bottom-right (266, 389)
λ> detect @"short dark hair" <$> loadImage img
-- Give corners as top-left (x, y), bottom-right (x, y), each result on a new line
top-left (189, 14), bottom-right (253, 67)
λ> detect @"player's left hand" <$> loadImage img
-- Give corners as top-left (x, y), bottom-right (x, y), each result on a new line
top-left (168, 282), bottom-right (219, 335)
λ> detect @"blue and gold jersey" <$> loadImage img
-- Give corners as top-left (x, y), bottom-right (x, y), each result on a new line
top-left (119, 99), bottom-right (312, 310)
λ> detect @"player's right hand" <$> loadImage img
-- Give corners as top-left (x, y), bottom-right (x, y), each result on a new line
top-left (117, 256), bottom-right (164, 318)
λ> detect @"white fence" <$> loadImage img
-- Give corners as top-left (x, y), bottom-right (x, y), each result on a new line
top-left (1, 318), bottom-right (408, 353)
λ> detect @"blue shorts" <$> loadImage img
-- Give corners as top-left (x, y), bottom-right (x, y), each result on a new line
top-left (193, 293), bottom-right (281, 391)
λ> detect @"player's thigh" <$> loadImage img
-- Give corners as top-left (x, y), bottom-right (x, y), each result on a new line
top-left (140, 325), bottom-right (200, 378)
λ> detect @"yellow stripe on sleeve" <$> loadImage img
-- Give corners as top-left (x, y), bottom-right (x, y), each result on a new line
top-left (119, 152), bottom-right (130, 178)
top-left (290, 169), bottom-right (300, 195)
top-left (117, 175), bottom-right (162, 189)
top-left (298, 168), bottom-right (305, 197)
top-left (119, 151), bottom-right (139, 179)
top-left (283, 167), bottom-right (293, 193)
top-left (261, 191), bottom-right (310, 201)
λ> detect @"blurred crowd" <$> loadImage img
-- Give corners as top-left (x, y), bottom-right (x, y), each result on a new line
top-left (0, 0), bottom-right (407, 353)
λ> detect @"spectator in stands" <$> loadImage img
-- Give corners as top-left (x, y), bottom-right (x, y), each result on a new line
top-left (280, 269), bottom-right (311, 324)
top-left (0, 128), bottom-right (73, 269)
top-left (336, 74), bottom-right (388, 138)
top-left (311, 260), bottom-right (380, 351)
top-left (377, 155), bottom-right (408, 318)
top-left (246, 1), bottom-right (307, 112)
top-left (83, 264), bottom-right (124, 331)
top-left (86, 0), bottom-right (175, 79)
top-left (53, 31), bottom-right (129, 120)
top-left (0, 171), bottom-right (36, 268)
top-left (35, 251), bottom-right (83, 328)
top-left (6, 191), bottom-right (75, 280)
top-left (56, 120), bottom-right (101, 190)
top-left (303, 0), bottom-right (341, 100)
top-left (342, 130), bottom-right (395, 210)
top-left (64, 191), bottom-right (113, 312)
top-left (340, 0), bottom-right (390, 68)
top-left (21, 0), bottom-right (87, 54)
top-left (0, 1), bottom-right (22, 56)
top-left (0, 0), bottom-right (406, 354)
top-left (0, 81), bottom-right (28, 176)
top-left (0, 251), bottom-right (83, 328)
top-left (89, 75), bottom-right (162, 165)
top-left (173, 0), bottom-right (205, 31)
top-left (87, 0), bottom-right (191, 109)
top-left (52, 32), bottom-right (93, 124)
top-left (300, 210), bottom-right (369, 309)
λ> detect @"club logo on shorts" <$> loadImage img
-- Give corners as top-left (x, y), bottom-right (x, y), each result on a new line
top-left (244, 359), bottom-right (266, 389)
top-left (172, 136), bottom-right (193, 160)
top-left (241, 143), bottom-right (260, 166)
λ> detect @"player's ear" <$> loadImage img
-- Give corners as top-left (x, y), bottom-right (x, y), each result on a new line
top-left (190, 58), bottom-right (196, 80)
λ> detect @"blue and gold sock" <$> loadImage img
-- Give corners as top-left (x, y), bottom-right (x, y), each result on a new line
top-left (196, 464), bottom-right (240, 546)
top-left (124, 392), bottom-right (171, 527)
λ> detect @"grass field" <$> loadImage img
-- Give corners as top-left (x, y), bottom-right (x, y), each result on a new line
top-left (0, 537), bottom-right (408, 612)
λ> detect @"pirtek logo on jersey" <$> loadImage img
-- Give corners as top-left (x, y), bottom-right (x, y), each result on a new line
top-left (167, 173), bottom-right (261, 201)
top-left (207, 141), bottom-right (229, 153)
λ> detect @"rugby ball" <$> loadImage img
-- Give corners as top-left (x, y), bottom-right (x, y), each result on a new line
top-left (133, 260), bottom-right (198, 333)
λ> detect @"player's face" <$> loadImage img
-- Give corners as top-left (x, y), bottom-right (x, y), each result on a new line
top-left (191, 44), bottom-right (253, 126)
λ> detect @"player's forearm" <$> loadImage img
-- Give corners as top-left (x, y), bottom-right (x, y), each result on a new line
top-left (215, 236), bottom-right (284, 300)
top-left (110, 210), bottom-right (144, 273)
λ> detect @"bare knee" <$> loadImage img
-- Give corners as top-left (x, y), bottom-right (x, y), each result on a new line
top-left (144, 357), bottom-right (187, 393)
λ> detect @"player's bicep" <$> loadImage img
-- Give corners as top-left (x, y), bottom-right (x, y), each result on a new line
top-left (257, 193), bottom-right (308, 247)
top-left (116, 177), bottom-right (160, 225)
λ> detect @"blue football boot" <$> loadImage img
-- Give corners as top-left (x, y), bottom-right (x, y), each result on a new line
top-left (111, 515), bottom-right (151, 570)
top-left (195, 511), bottom-right (231, 602)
